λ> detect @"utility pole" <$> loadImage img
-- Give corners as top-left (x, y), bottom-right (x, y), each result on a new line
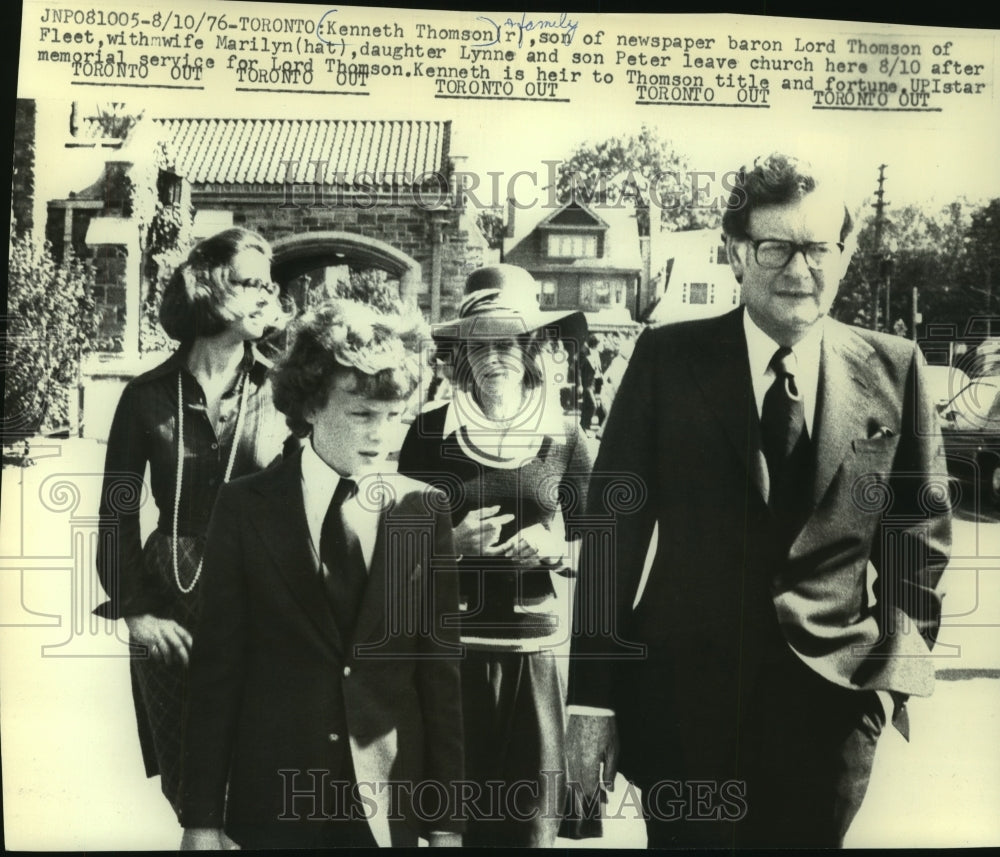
top-left (871, 164), bottom-right (889, 331)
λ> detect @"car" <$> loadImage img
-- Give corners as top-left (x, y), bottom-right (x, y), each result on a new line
top-left (934, 370), bottom-right (1000, 508)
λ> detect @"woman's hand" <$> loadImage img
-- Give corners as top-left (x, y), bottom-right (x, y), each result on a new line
top-left (125, 614), bottom-right (193, 667)
top-left (490, 523), bottom-right (566, 567)
top-left (452, 506), bottom-right (515, 557)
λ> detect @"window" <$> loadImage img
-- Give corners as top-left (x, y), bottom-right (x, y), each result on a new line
top-left (581, 277), bottom-right (613, 309)
top-left (157, 171), bottom-right (182, 206)
top-left (547, 233), bottom-right (598, 258)
top-left (538, 279), bottom-right (557, 308)
top-left (716, 244), bottom-right (728, 265)
top-left (689, 282), bottom-right (709, 304)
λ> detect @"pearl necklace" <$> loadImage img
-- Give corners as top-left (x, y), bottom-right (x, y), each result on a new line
top-left (172, 369), bottom-right (249, 594)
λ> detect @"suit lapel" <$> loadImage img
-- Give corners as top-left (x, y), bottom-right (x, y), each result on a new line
top-left (688, 309), bottom-right (769, 505)
top-left (811, 320), bottom-right (878, 506)
top-left (250, 449), bottom-right (344, 655)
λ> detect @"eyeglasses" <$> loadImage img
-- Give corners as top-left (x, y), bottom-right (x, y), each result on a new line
top-left (745, 236), bottom-right (845, 270)
top-left (232, 277), bottom-right (281, 296)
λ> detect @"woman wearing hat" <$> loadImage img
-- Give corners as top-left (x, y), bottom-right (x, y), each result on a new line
top-left (397, 264), bottom-right (592, 847)
top-left (94, 228), bottom-right (291, 821)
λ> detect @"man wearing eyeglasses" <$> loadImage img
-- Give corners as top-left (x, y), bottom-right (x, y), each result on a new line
top-left (567, 152), bottom-right (951, 848)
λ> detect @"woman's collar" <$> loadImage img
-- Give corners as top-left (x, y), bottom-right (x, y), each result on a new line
top-left (443, 385), bottom-right (563, 439)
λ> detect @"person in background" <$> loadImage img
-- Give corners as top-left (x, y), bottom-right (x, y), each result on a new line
top-left (398, 265), bottom-right (592, 847)
top-left (598, 332), bottom-right (620, 374)
top-left (95, 227), bottom-right (290, 818)
top-left (578, 333), bottom-right (605, 433)
top-left (597, 330), bottom-right (636, 427)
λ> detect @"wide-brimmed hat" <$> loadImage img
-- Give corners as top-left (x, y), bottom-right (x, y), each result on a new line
top-left (432, 265), bottom-right (587, 345)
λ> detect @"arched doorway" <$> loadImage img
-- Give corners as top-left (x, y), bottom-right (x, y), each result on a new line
top-left (271, 231), bottom-right (422, 311)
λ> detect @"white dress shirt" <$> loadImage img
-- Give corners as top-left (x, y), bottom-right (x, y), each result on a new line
top-left (742, 310), bottom-right (824, 434)
top-left (300, 440), bottom-right (379, 572)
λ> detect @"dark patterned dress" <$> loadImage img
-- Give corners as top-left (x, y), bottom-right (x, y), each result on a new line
top-left (398, 392), bottom-right (592, 846)
top-left (94, 344), bottom-right (288, 816)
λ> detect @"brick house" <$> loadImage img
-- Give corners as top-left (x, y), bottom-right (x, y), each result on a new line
top-left (45, 111), bottom-right (488, 355)
top-left (39, 106), bottom-right (488, 438)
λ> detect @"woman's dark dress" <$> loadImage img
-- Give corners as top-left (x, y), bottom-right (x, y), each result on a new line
top-left (94, 345), bottom-right (287, 814)
top-left (398, 396), bottom-right (591, 846)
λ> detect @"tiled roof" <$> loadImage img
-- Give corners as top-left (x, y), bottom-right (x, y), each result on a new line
top-left (79, 118), bottom-right (451, 186)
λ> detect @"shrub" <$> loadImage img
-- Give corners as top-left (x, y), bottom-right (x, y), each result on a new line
top-left (4, 232), bottom-right (98, 442)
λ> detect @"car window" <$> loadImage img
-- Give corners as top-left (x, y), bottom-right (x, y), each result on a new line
top-left (946, 380), bottom-right (1000, 430)
top-left (924, 365), bottom-right (972, 407)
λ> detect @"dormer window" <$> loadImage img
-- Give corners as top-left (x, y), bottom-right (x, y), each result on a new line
top-left (547, 233), bottom-right (597, 258)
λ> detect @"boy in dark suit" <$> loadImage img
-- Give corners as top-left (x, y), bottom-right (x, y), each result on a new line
top-left (179, 300), bottom-right (464, 849)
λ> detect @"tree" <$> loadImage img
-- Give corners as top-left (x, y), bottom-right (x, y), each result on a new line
top-left (961, 198), bottom-right (999, 333)
top-left (555, 125), bottom-right (720, 236)
top-left (830, 214), bottom-right (878, 329)
top-left (5, 230), bottom-right (97, 444)
top-left (122, 114), bottom-right (194, 354)
top-left (883, 201), bottom-right (978, 339)
top-left (94, 102), bottom-right (142, 140)
top-left (293, 266), bottom-right (403, 315)
top-left (475, 208), bottom-right (506, 250)
top-left (335, 267), bottom-right (404, 314)
top-left (832, 199), bottom-right (986, 339)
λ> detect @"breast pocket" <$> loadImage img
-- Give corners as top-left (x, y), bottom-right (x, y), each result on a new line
top-left (848, 435), bottom-right (902, 514)
top-left (852, 433), bottom-right (900, 456)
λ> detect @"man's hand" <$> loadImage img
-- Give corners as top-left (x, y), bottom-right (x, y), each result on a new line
top-left (180, 828), bottom-right (239, 850)
top-left (427, 831), bottom-right (462, 847)
top-left (452, 506), bottom-right (515, 557)
top-left (125, 614), bottom-right (193, 666)
top-left (566, 713), bottom-right (619, 801)
top-left (489, 523), bottom-right (566, 566)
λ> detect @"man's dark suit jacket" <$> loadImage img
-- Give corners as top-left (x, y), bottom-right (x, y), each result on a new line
top-left (180, 449), bottom-right (464, 847)
top-left (568, 307), bottom-right (951, 790)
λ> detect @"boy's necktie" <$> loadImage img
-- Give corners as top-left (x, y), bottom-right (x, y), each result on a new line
top-left (320, 477), bottom-right (368, 642)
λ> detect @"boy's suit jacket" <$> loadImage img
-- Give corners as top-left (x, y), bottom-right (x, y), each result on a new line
top-left (181, 449), bottom-right (464, 847)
